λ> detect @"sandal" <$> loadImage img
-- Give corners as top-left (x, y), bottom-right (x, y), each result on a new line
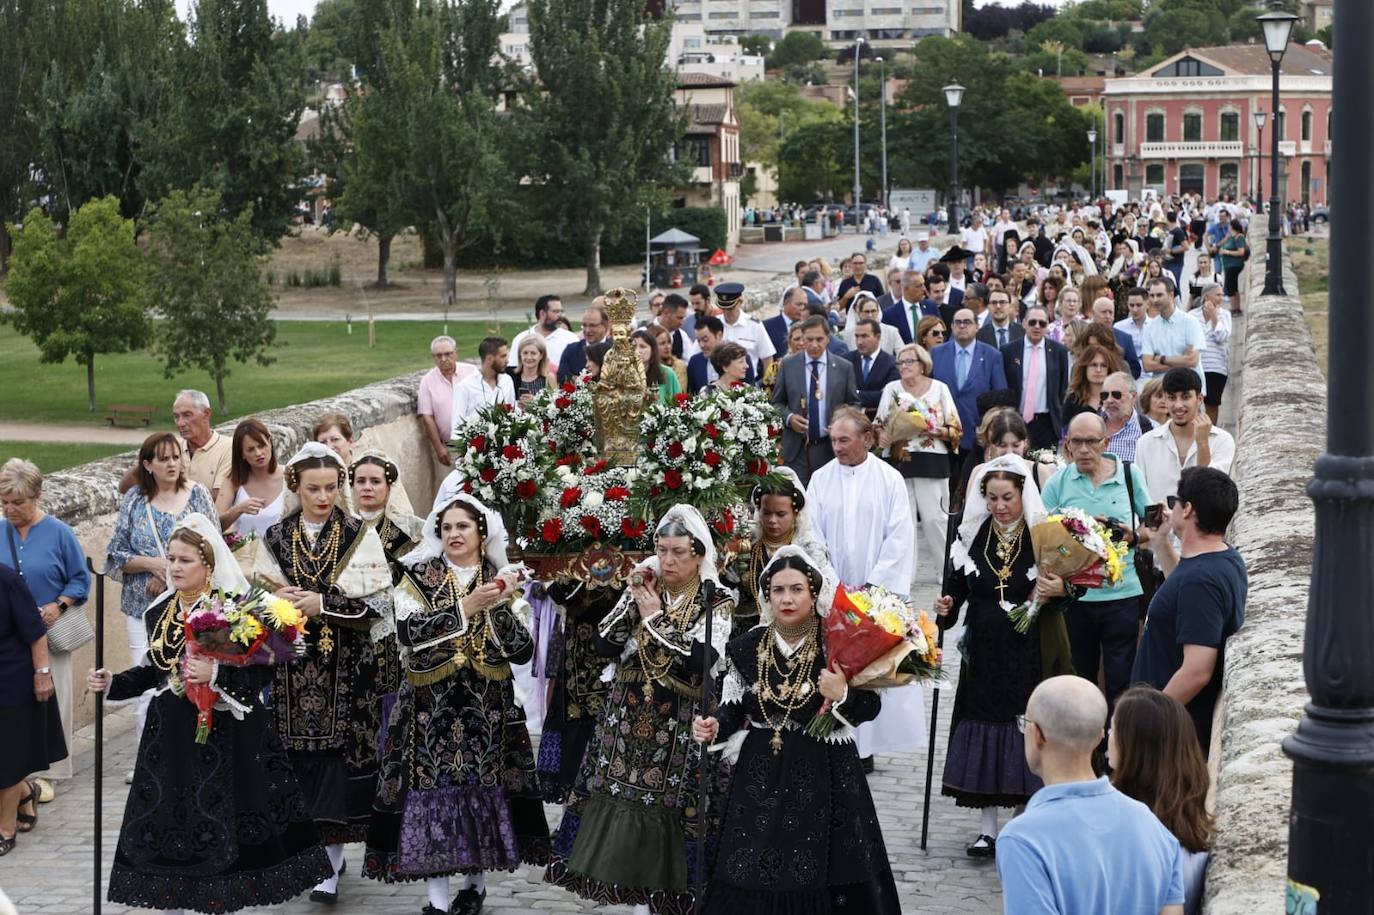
top-left (16, 779), bottom-right (37, 833)
top-left (0, 832), bottom-right (15, 856)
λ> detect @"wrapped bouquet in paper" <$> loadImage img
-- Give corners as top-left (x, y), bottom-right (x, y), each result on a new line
top-left (1005, 508), bottom-right (1128, 634)
top-left (182, 589), bottom-right (308, 743)
top-left (884, 389), bottom-right (961, 461)
top-left (805, 585), bottom-right (944, 738)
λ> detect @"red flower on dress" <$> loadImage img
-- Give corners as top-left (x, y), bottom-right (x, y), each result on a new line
top-left (479, 467), bottom-right (497, 482)
top-left (541, 519), bottom-right (563, 544)
top-left (664, 470), bottom-right (683, 490)
top-left (704, 450), bottom-right (722, 468)
top-left (667, 441), bottom-right (685, 459)
top-left (502, 444), bottom-right (524, 461)
top-left (515, 479), bottom-right (538, 499)
top-left (469, 435), bottom-right (487, 452)
top-left (559, 487), bottom-right (582, 509)
top-left (580, 515), bottom-right (603, 538)
top-left (621, 518), bottom-right (647, 539)
top-left (604, 486), bottom-right (631, 502)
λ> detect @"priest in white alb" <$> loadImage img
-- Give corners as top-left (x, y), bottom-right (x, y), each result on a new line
top-left (805, 406), bottom-right (925, 770)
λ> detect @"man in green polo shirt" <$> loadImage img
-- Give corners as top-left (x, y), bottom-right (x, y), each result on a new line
top-left (1040, 413), bottom-right (1152, 708)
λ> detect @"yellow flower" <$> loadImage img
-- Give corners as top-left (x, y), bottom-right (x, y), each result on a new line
top-left (229, 612), bottom-right (264, 646)
top-left (847, 591), bottom-right (873, 615)
top-left (264, 596), bottom-right (306, 630)
top-left (873, 610), bottom-right (906, 636)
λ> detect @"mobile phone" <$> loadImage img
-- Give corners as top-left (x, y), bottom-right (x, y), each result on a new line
top-left (1144, 504), bottom-right (1164, 529)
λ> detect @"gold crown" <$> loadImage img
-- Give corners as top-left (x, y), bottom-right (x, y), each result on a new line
top-left (605, 287), bottom-right (639, 324)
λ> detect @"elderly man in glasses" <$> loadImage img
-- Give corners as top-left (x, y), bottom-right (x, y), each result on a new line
top-left (1039, 413), bottom-right (1154, 709)
top-left (1002, 305), bottom-right (1068, 450)
top-left (1101, 371), bottom-right (1148, 463)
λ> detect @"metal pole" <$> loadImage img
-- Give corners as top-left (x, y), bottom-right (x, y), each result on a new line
top-left (1263, 57), bottom-right (1286, 295)
top-left (1283, 0), bottom-right (1374, 906)
top-left (1257, 124), bottom-right (1265, 203)
top-left (1089, 134), bottom-right (1096, 201)
top-left (879, 59), bottom-right (888, 211)
top-left (696, 577), bottom-right (716, 902)
top-left (852, 40), bottom-right (862, 219)
top-left (89, 559), bottom-right (104, 915)
top-left (947, 105), bottom-right (959, 237)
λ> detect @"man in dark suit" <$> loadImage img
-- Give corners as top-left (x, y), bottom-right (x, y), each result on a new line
top-left (1089, 294), bottom-right (1142, 378)
top-left (1002, 305), bottom-right (1069, 449)
top-left (977, 287), bottom-right (1026, 350)
top-left (844, 318), bottom-right (899, 415)
top-left (931, 307), bottom-right (1008, 456)
top-left (556, 298), bottom-right (610, 383)
top-left (881, 281), bottom-right (941, 344)
top-left (763, 286), bottom-right (809, 357)
top-left (771, 315), bottom-right (859, 485)
top-left (687, 315), bottom-right (756, 393)
top-left (926, 267), bottom-right (964, 327)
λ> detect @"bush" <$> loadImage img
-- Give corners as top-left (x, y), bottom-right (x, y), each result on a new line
top-left (327, 258), bottom-right (342, 286)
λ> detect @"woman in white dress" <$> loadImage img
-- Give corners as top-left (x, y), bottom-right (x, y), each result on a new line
top-left (216, 419), bottom-right (286, 541)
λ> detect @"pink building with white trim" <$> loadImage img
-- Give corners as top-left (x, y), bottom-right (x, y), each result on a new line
top-left (1104, 42), bottom-right (1332, 206)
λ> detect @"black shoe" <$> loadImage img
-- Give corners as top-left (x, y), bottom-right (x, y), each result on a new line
top-left (966, 834), bottom-right (996, 858)
top-left (421, 906), bottom-right (448, 915)
top-left (451, 887), bottom-right (485, 915)
top-left (309, 888), bottom-right (338, 905)
top-left (860, 755), bottom-right (875, 774)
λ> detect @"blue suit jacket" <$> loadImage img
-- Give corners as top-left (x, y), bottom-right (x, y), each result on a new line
top-left (1113, 327), bottom-right (1143, 379)
top-left (931, 340), bottom-right (1009, 449)
top-left (882, 299), bottom-right (943, 344)
top-left (845, 349), bottom-right (900, 410)
top-left (763, 314), bottom-right (790, 357)
top-left (557, 340), bottom-right (589, 384)
top-left (686, 352), bottom-right (757, 394)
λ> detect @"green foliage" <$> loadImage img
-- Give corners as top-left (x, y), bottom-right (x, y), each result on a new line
top-left (0, 0), bottom-right (53, 269)
top-left (735, 80), bottom-right (844, 169)
top-left (766, 31), bottom-right (828, 70)
top-left (3, 196), bottom-right (151, 411)
top-left (740, 34), bottom-right (772, 57)
top-left (144, 187), bottom-right (277, 412)
top-left (523, 0), bottom-right (686, 294)
top-left (1066, 0), bottom-right (1142, 21)
top-left (1025, 17), bottom-right (1085, 51)
top-left (776, 119), bottom-right (849, 203)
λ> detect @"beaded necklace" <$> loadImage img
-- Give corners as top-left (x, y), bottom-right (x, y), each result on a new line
top-left (638, 577), bottom-right (702, 700)
top-left (754, 621), bottom-right (819, 754)
top-left (290, 514), bottom-right (344, 653)
top-left (147, 588), bottom-right (208, 674)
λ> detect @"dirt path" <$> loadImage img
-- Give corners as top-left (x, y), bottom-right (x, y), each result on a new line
top-left (0, 422), bottom-right (152, 444)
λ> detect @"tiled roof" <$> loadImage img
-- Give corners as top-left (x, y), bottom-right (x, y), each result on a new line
top-left (686, 103), bottom-right (729, 131)
top-left (1148, 42), bottom-right (1332, 77)
top-left (677, 71), bottom-right (737, 89)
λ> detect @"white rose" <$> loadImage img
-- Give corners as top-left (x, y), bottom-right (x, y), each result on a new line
top-left (583, 491), bottom-right (604, 510)
top-left (683, 437), bottom-right (698, 452)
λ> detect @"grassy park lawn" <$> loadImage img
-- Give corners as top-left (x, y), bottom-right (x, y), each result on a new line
top-left (0, 319), bottom-right (498, 426)
top-left (0, 441), bottom-right (133, 472)
top-left (1290, 236), bottom-right (1329, 376)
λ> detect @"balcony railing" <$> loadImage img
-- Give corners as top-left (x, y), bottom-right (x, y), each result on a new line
top-left (1138, 141), bottom-right (1244, 159)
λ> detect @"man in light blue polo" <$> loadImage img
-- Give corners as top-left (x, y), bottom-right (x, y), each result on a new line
top-left (997, 676), bottom-right (1185, 915)
top-left (1140, 276), bottom-right (1207, 395)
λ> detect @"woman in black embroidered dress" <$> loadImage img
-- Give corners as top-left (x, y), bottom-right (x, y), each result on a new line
top-left (545, 505), bottom-right (733, 915)
top-left (253, 443), bottom-right (395, 905)
top-left (692, 546), bottom-right (901, 915)
top-left (363, 495), bottom-right (548, 915)
top-left (88, 514), bottom-right (331, 914)
top-left (350, 450), bottom-right (424, 575)
top-left (937, 454), bottom-right (1074, 859)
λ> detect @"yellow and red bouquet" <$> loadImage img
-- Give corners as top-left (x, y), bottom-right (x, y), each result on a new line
top-left (1005, 508), bottom-right (1129, 633)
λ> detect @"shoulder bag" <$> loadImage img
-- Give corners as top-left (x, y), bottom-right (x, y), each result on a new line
top-left (8, 523), bottom-right (95, 653)
top-left (1122, 461), bottom-right (1163, 622)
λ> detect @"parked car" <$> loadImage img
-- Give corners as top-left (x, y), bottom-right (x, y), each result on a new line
top-left (1311, 205), bottom-right (1329, 224)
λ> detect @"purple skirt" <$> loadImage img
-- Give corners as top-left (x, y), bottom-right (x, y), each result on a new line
top-left (941, 719), bottom-right (1043, 809)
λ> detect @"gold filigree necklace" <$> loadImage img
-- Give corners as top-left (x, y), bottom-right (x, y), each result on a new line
top-left (755, 622), bottom-right (819, 754)
top-left (291, 515), bottom-right (343, 652)
top-left (983, 520), bottom-right (1025, 602)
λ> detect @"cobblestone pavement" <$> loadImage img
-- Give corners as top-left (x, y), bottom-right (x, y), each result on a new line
top-left (0, 580), bottom-right (1002, 914)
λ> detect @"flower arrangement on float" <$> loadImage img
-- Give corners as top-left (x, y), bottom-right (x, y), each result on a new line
top-left (701, 382), bottom-right (782, 479)
top-left (538, 462), bottom-right (652, 550)
top-left (530, 377), bottom-right (599, 463)
top-left (450, 401), bottom-right (546, 529)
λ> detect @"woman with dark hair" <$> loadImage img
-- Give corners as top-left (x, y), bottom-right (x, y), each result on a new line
top-left (217, 419), bottom-right (286, 540)
top-left (709, 341), bottom-right (750, 391)
top-left (936, 455), bottom-right (1074, 858)
top-left (363, 496), bottom-right (547, 915)
top-left (916, 315), bottom-right (948, 352)
top-left (889, 237), bottom-right (914, 271)
top-left (1064, 343), bottom-right (1127, 428)
top-left (546, 506), bottom-right (734, 915)
top-left (652, 323), bottom-right (689, 394)
top-left (1110, 686), bottom-right (1213, 914)
top-left (584, 341), bottom-right (611, 382)
top-left (89, 514), bottom-right (332, 911)
top-left (692, 546), bottom-right (901, 915)
top-left (106, 433), bottom-right (216, 759)
top-left (349, 450), bottom-right (423, 573)
top-left (254, 443), bottom-right (394, 905)
top-left (631, 327), bottom-right (681, 403)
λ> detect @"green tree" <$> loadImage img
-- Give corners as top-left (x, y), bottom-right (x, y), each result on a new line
top-left (740, 34), bottom-right (772, 56)
top-left (139, 0), bottom-right (305, 246)
top-left (736, 80), bottom-right (843, 169)
top-left (3, 196), bottom-right (151, 410)
top-left (766, 31), bottom-right (828, 70)
top-left (1142, 0), bottom-right (1228, 54)
top-left (776, 119), bottom-right (848, 203)
top-left (0, 0), bottom-right (47, 272)
top-left (524, 0), bottom-right (685, 294)
top-left (1025, 17), bottom-right (1085, 53)
top-left (144, 187), bottom-right (276, 412)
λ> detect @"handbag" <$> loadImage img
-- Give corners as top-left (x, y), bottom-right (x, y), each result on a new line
top-left (1122, 461), bottom-right (1163, 621)
top-left (7, 523), bottom-right (95, 653)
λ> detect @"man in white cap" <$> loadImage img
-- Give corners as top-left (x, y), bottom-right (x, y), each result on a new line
top-left (910, 232), bottom-right (942, 274)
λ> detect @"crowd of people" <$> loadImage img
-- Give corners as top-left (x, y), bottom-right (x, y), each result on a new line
top-left (0, 191), bottom-right (1263, 915)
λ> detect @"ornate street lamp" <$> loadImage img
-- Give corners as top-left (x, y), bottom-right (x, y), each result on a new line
top-left (1258, 10), bottom-right (1297, 295)
top-left (1087, 127), bottom-right (1098, 201)
top-left (944, 83), bottom-right (965, 236)
top-left (1253, 108), bottom-right (1268, 204)
top-left (1283, 2), bottom-right (1374, 912)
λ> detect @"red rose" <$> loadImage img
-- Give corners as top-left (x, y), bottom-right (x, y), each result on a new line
top-left (555, 396), bottom-right (572, 409)
top-left (580, 515), bottom-right (603, 537)
top-left (703, 422), bottom-right (719, 439)
top-left (711, 510), bottom-right (735, 534)
top-left (560, 487), bottom-right (582, 509)
top-left (515, 479), bottom-right (538, 499)
top-left (674, 393), bottom-right (691, 405)
top-left (541, 518), bottom-right (563, 544)
top-left (704, 450), bottom-right (722, 468)
top-left (605, 486), bottom-right (631, 502)
top-left (767, 425), bottom-right (779, 438)
top-left (649, 485), bottom-right (663, 497)
top-left (502, 444), bottom-right (524, 461)
top-left (462, 480), bottom-right (474, 493)
top-left (562, 382), bottom-right (576, 393)
top-left (621, 518), bottom-right (647, 539)
top-left (587, 460), bottom-right (609, 474)
top-left (500, 403), bottom-right (513, 412)
top-left (667, 441), bottom-right (684, 459)
top-left (469, 434), bottom-right (487, 451)
top-left (664, 469), bottom-right (683, 490)
top-left (479, 467), bottom-right (497, 482)
top-left (746, 458), bottom-right (769, 476)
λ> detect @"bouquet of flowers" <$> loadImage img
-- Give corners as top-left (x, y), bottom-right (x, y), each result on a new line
top-left (636, 393), bottom-right (743, 523)
top-left (805, 585), bottom-right (944, 738)
top-left (530, 376), bottom-right (599, 465)
top-left (1026, 448), bottom-right (1066, 470)
top-left (224, 529), bottom-right (260, 580)
top-left (702, 383), bottom-right (782, 479)
top-left (182, 589), bottom-right (308, 743)
top-left (450, 402), bottom-right (545, 531)
top-left (1004, 508), bottom-right (1128, 633)
top-left (885, 390), bottom-right (960, 459)
top-left (536, 463), bottom-right (651, 549)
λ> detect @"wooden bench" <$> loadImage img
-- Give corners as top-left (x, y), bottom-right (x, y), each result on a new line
top-left (105, 404), bottom-right (157, 427)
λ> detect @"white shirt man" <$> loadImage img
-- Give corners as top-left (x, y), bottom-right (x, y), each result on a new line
top-left (1140, 280), bottom-right (1207, 393)
top-left (961, 219), bottom-right (991, 257)
top-left (910, 235), bottom-right (942, 273)
top-left (507, 296), bottom-right (579, 370)
top-left (992, 209), bottom-right (1017, 250)
top-left (721, 306), bottom-right (776, 372)
top-left (451, 340), bottom-right (515, 436)
top-left (1115, 290), bottom-right (1153, 357)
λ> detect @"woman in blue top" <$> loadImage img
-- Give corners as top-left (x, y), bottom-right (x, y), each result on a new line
top-left (105, 432), bottom-right (216, 749)
top-left (0, 458), bottom-right (90, 792)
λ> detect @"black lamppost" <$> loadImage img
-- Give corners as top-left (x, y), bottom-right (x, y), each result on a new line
top-left (1259, 10), bottom-right (1297, 296)
top-left (1283, 1), bottom-right (1374, 911)
top-left (877, 56), bottom-right (888, 211)
top-left (944, 83), bottom-right (964, 236)
top-left (1087, 126), bottom-right (1098, 201)
top-left (1253, 108), bottom-right (1267, 204)
top-left (851, 37), bottom-right (863, 218)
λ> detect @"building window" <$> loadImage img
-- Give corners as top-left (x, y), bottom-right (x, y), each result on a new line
top-left (683, 36), bottom-right (703, 48)
top-left (1220, 162), bottom-right (1239, 197)
top-left (1113, 164), bottom-right (1123, 188)
top-left (1179, 163), bottom-right (1204, 194)
top-left (1220, 111), bottom-right (1239, 141)
top-left (1275, 110), bottom-right (1286, 140)
top-left (870, 7), bottom-right (902, 14)
top-left (1151, 56), bottom-right (1224, 78)
top-left (707, 10), bottom-right (736, 17)
top-left (833, 7), bottom-right (863, 14)
top-left (677, 12), bottom-right (701, 18)
top-left (1146, 113), bottom-right (1165, 143)
top-left (1302, 110), bottom-right (1313, 141)
top-left (675, 137), bottom-right (712, 167)
top-left (750, 9), bottom-right (780, 16)
top-left (910, 5), bottom-right (942, 12)
top-left (868, 28), bottom-right (906, 38)
top-left (1113, 111), bottom-right (1124, 145)
top-left (1145, 164), bottom-right (1164, 186)
top-left (1183, 112), bottom-right (1202, 142)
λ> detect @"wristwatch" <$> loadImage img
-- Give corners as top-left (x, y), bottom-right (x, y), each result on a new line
top-left (35, 667), bottom-right (50, 675)
top-left (56, 598), bottom-right (71, 611)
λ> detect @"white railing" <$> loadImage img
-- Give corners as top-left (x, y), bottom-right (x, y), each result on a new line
top-left (1139, 141), bottom-right (1244, 158)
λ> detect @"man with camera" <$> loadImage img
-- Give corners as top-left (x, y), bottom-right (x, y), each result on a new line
top-left (1039, 412), bottom-right (1155, 709)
